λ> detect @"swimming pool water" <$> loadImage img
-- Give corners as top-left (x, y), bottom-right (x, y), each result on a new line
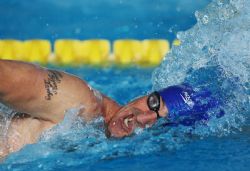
top-left (0, 0), bottom-right (211, 42)
top-left (0, 65), bottom-right (249, 171)
top-left (1, 0), bottom-right (250, 170)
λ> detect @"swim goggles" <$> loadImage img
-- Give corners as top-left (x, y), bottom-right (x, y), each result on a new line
top-left (147, 91), bottom-right (161, 119)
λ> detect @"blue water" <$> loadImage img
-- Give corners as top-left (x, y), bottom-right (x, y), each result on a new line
top-left (0, 0), bottom-right (211, 42)
top-left (1, 66), bottom-right (249, 171)
top-left (1, 0), bottom-right (250, 170)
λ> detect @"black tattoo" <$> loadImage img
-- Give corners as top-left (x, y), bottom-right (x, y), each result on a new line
top-left (44, 70), bottom-right (63, 100)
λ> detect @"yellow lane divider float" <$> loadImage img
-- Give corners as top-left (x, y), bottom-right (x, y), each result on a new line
top-left (114, 39), bottom-right (142, 65)
top-left (54, 39), bottom-right (82, 65)
top-left (23, 39), bottom-right (51, 64)
top-left (0, 39), bottom-right (24, 60)
top-left (82, 39), bottom-right (110, 66)
top-left (140, 39), bottom-right (170, 66)
top-left (0, 39), bottom-right (180, 67)
top-left (54, 39), bottom-right (111, 66)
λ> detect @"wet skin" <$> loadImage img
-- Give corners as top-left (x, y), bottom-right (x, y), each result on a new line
top-left (0, 59), bottom-right (120, 157)
top-left (107, 95), bottom-right (168, 138)
top-left (0, 59), bottom-right (168, 157)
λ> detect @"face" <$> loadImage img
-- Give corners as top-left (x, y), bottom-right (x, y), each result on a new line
top-left (106, 95), bottom-right (166, 138)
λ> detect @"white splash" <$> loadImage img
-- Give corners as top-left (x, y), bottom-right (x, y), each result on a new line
top-left (153, 0), bottom-right (250, 136)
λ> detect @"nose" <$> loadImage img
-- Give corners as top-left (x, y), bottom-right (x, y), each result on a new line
top-left (136, 111), bottom-right (157, 127)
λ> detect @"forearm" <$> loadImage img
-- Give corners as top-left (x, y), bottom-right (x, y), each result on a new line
top-left (0, 60), bottom-right (64, 121)
top-left (0, 59), bottom-right (121, 123)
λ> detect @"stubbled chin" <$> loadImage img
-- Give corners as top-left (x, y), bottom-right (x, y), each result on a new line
top-left (110, 131), bottom-right (126, 138)
top-left (107, 114), bottom-right (136, 138)
top-left (108, 125), bottom-right (128, 138)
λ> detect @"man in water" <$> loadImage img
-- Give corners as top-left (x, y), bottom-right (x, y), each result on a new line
top-left (0, 59), bottom-right (222, 157)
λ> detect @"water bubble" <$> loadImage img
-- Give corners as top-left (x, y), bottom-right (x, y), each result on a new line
top-left (1, 0), bottom-right (249, 169)
top-left (202, 15), bottom-right (209, 24)
top-left (153, 0), bottom-right (250, 138)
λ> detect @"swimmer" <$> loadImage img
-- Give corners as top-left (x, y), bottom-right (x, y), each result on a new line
top-left (0, 59), bottom-right (223, 158)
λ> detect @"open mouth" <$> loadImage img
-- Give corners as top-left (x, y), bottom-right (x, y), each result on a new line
top-left (121, 114), bottom-right (135, 133)
top-left (108, 107), bottom-right (145, 137)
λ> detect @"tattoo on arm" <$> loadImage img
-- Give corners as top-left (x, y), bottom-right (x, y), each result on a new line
top-left (44, 70), bottom-right (63, 100)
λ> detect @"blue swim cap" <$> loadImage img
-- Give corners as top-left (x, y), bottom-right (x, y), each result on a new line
top-left (158, 84), bottom-right (224, 126)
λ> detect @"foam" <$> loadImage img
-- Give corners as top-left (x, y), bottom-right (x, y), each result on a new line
top-left (2, 0), bottom-right (250, 167)
top-left (152, 0), bottom-right (250, 136)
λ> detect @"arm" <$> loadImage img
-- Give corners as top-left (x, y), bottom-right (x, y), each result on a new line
top-left (0, 59), bottom-right (120, 123)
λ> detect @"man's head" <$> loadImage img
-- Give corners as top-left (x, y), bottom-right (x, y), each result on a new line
top-left (106, 93), bottom-right (168, 138)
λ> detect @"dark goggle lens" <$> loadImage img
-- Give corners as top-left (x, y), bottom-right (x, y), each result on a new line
top-left (147, 92), bottom-right (161, 118)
